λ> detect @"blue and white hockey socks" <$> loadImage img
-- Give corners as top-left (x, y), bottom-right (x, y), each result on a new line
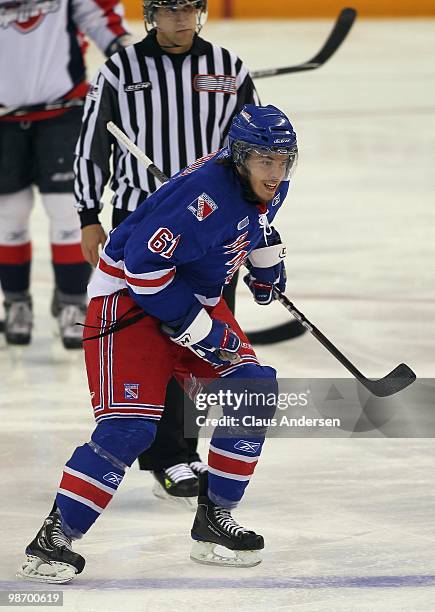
top-left (56, 443), bottom-right (125, 537)
top-left (207, 365), bottom-right (277, 509)
top-left (56, 418), bottom-right (157, 536)
top-left (208, 437), bottom-right (263, 509)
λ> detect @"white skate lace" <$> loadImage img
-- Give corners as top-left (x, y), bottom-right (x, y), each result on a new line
top-left (214, 508), bottom-right (249, 537)
top-left (164, 463), bottom-right (196, 483)
top-left (48, 517), bottom-right (72, 550)
top-left (189, 461), bottom-right (208, 474)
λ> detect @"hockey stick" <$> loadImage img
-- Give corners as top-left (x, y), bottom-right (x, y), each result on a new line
top-left (0, 98), bottom-right (84, 119)
top-left (107, 121), bottom-right (167, 183)
top-left (107, 121), bottom-right (304, 345)
top-left (251, 7), bottom-right (357, 80)
top-left (274, 288), bottom-right (416, 397)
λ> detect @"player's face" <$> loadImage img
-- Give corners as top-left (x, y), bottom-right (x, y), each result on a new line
top-left (245, 152), bottom-right (289, 202)
top-left (154, 5), bottom-right (197, 53)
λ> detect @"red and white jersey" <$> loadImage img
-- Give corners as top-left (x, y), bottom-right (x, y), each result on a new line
top-left (0, 0), bottom-right (129, 111)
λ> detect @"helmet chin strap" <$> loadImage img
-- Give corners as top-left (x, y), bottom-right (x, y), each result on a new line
top-left (159, 42), bottom-right (184, 48)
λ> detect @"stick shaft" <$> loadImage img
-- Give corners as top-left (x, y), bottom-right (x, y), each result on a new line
top-left (274, 289), bottom-right (416, 397)
top-left (107, 121), bottom-right (168, 183)
top-left (0, 98), bottom-right (84, 118)
top-left (274, 290), bottom-right (365, 380)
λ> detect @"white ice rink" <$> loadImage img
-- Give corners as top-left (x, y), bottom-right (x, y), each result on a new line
top-left (1, 17), bottom-right (435, 611)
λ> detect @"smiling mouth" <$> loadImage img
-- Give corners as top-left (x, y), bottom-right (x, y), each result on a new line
top-left (264, 182), bottom-right (278, 191)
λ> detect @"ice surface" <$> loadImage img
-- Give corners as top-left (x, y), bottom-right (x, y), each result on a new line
top-left (1, 18), bottom-right (435, 611)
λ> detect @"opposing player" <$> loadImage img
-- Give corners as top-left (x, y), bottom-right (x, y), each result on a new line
top-left (18, 104), bottom-right (298, 581)
top-left (0, 0), bottom-right (131, 348)
top-left (75, 0), bottom-right (259, 502)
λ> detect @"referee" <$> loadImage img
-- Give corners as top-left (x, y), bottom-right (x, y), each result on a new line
top-left (74, 0), bottom-right (259, 506)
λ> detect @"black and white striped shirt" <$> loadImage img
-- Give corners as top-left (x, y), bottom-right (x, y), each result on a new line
top-left (74, 30), bottom-right (259, 226)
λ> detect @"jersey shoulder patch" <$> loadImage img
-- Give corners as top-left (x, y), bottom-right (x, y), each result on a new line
top-left (187, 192), bottom-right (218, 221)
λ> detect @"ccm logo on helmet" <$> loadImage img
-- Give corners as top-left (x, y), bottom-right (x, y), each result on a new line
top-left (274, 138), bottom-right (292, 143)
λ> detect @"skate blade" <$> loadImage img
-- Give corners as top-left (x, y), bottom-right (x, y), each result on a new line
top-left (17, 555), bottom-right (78, 584)
top-left (152, 482), bottom-right (197, 511)
top-left (190, 541), bottom-right (262, 567)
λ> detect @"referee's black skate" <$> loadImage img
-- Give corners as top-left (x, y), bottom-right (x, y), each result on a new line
top-left (190, 472), bottom-right (264, 567)
top-left (17, 507), bottom-right (85, 584)
top-left (152, 463), bottom-right (198, 511)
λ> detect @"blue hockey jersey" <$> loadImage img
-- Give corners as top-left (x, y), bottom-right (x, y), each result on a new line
top-left (88, 149), bottom-right (290, 323)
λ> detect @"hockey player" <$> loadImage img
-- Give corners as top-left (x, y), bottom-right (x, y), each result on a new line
top-left (75, 0), bottom-right (259, 503)
top-left (18, 104), bottom-right (298, 581)
top-left (0, 0), bottom-right (131, 348)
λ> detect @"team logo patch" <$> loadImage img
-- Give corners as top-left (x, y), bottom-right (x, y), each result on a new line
top-left (234, 440), bottom-right (261, 454)
top-left (103, 472), bottom-right (123, 486)
top-left (193, 74), bottom-right (237, 95)
top-left (2, 0), bottom-right (60, 32)
top-left (124, 81), bottom-right (152, 92)
top-left (124, 383), bottom-right (140, 399)
top-left (237, 216), bottom-right (249, 230)
top-left (272, 194), bottom-right (281, 207)
top-left (187, 193), bottom-right (217, 221)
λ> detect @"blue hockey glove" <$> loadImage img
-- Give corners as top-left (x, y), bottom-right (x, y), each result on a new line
top-left (162, 303), bottom-right (242, 367)
top-left (244, 229), bottom-right (287, 305)
top-left (243, 263), bottom-right (286, 305)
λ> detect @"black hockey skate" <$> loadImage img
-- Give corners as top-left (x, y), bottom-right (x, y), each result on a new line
top-left (17, 507), bottom-right (85, 584)
top-left (152, 463), bottom-right (199, 510)
top-left (190, 472), bottom-right (264, 567)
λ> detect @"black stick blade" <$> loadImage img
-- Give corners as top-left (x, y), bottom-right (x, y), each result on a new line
top-left (361, 364), bottom-right (417, 397)
top-left (309, 8), bottom-right (357, 66)
top-left (247, 320), bottom-right (307, 345)
top-left (251, 7), bottom-right (357, 79)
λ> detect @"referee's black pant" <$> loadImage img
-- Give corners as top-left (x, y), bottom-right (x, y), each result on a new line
top-left (112, 208), bottom-right (239, 471)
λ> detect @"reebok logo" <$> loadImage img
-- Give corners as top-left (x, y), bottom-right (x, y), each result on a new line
top-left (234, 440), bottom-right (261, 454)
top-left (103, 472), bottom-right (123, 486)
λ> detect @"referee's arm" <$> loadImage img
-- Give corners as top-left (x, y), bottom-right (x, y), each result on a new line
top-left (74, 67), bottom-right (119, 264)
